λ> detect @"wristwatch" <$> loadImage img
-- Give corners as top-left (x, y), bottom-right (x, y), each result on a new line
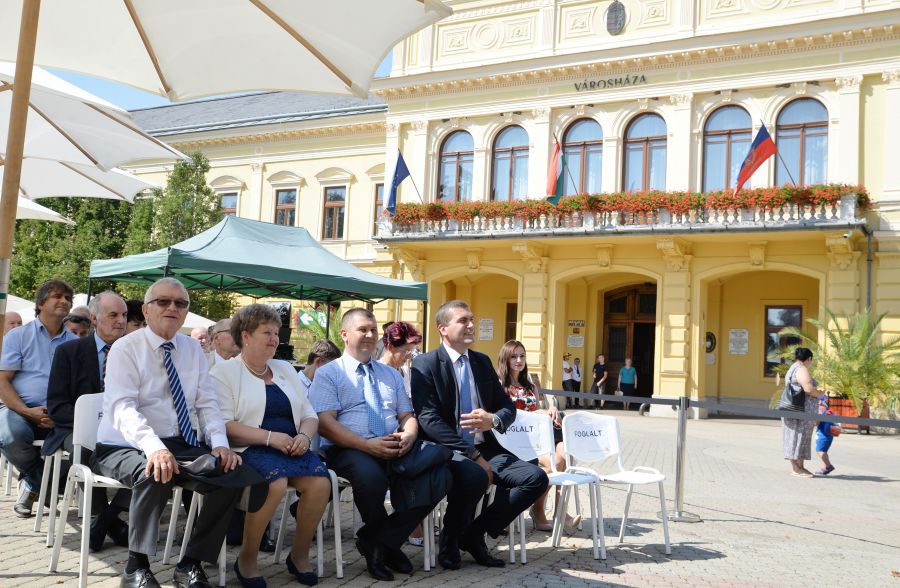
top-left (467, 448), bottom-right (482, 461)
top-left (491, 414), bottom-right (502, 430)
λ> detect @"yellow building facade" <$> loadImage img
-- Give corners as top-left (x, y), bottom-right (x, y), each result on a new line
top-left (128, 0), bottom-right (900, 416)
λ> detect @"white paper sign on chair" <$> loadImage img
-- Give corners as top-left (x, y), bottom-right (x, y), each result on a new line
top-left (562, 411), bottom-right (619, 463)
top-left (494, 410), bottom-right (555, 463)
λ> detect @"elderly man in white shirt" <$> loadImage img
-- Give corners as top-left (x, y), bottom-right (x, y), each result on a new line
top-left (92, 278), bottom-right (264, 588)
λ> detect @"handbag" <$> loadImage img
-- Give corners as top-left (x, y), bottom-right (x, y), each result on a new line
top-left (391, 439), bottom-right (453, 478)
top-left (775, 365), bottom-right (805, 411)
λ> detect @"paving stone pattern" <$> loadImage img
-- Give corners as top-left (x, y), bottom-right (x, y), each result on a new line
top-left (0, 413), bottom-right (897, 587)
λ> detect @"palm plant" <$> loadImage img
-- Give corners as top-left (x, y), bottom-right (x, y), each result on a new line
top-left (296, 306), bottom-right (344, 352)
top-left (776, 307), bottom-right (900, 411)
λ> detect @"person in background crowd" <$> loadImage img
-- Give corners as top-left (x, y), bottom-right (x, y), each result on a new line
top-left (377, 321), bottom-right (424, 546)
top-left (207, 318), bottom-right (239, 367)
top-left (591, 354), bottom-right (608, 409)
top-left (191, 325), bottom-right (210, 352)
top-left (92, 278), bottom-right (266, 588)
top-left (412, 300), bottom-right (548, 570)
top-left (497, 340), bottom-right (579, 533)
top-left (63, 308), bottom-right (93, 338)
top-left (618, 358), bottom-right (637, 411)
top-left (311, 308), bottom-right (434, 582)
top-left (211, 304), bottom-right (330, 587)
top-left (561, 353), bottom-right (574, 408)
top-left (44, 291), bottom-right (131, 552)
top-left (124, 299), bottom-right (146, 334)
top-left (571, 357), bottom-right (582, 408)
top-left (4, 311), bottom-right (23, 334)
top-left (780, 347), bottom-right (820, 478)
top-left (297, 339), bottom-right (341, 394)
top-left (0, 279), bottom-right (76, 518)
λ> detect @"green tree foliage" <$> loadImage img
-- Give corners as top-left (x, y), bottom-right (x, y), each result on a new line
top-left (776, 307), bottom-right (900, 411)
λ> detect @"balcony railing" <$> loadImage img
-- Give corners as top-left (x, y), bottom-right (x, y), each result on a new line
top-left (378, 194), bottom-right (864, 241)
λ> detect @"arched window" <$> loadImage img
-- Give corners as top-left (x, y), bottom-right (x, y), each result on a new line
top-left (623, 113), bottom-right (666, 192)
top-left (438, 131), bottom-right (474, 202)
top-left (562, 119), bottom-right (603, 195)
top-left (776, 98), bottom-right (828, 186)
top-left (703, 106), bottom-right (752, 191)
top-left (491, 126), bottom-right (529, 201)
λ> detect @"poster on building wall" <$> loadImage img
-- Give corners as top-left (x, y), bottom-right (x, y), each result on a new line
top-left (567, 335), bottom-right (584, 348)
top-left (728, 329), bottom-right (749, 355)
top-left (478, 318), bottom-right (494, 340)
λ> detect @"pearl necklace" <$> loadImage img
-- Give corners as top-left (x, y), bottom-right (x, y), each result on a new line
top-left (241, 358), bottom-right (269, 377)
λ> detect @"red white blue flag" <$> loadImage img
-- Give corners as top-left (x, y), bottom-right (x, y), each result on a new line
top-left (734, 123), bottom-right (777, 193)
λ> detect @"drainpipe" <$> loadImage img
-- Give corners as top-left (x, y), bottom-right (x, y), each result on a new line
top-left (860, 225), bottom-right (873, 309)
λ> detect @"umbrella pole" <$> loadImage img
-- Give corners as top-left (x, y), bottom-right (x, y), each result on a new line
top-left (325, 304), bottom-right (332, 342)
top-left (0, 0), bottom-right (42, 348)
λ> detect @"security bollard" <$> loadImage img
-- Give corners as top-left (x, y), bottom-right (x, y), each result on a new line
top-left (666, 395), bottom-right (701, 523)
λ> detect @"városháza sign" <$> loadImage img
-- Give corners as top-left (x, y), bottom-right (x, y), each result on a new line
top-left (575, 74), bottom-right (647, 91)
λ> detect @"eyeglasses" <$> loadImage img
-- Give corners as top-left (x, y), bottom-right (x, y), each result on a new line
top-left (147, 298), bottom-right (190, 310)
top-left (64, 315), bottom-right (91, 325)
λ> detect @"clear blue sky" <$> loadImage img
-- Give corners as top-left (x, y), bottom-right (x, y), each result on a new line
top-left (50, 55), bottom-right (393, 111)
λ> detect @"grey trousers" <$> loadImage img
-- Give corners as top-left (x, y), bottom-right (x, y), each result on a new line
top-left (92, 438), bottom-right (243, 563)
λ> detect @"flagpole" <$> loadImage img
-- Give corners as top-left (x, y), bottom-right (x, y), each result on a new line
top-left (553, 132), bottom-right (579, 195)
top-left (761, 120), bottom-right (797, 186)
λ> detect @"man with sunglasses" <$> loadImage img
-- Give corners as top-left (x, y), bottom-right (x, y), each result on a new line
top-left (0, 279), bottom-right (77, 517)
top-left (63, 308), bottom-right (93, 338)
top-left (92, 278), bottom-right (265, 588)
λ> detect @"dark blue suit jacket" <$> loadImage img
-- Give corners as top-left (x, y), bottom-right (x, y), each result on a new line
top-left (43, 336), bottom-right (102, 455)
top-left (411, 345), bottom-right (515, 454)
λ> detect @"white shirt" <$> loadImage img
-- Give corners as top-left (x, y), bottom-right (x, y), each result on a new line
top-left (441, 342), bottom-right (484, 444)
top-left (97, 327), bottom-right (229, 456)
top-left (573, 363), bottom-right (582, 383)
top-left (562, 360), bottom-right (573, 381)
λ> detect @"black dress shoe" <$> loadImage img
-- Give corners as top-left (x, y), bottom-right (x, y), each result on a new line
top-left (437, 532), bottom-right (461, 570)
top-left (355, 536), bottom-right (394, 581)
top-left (258, 534), bottom-right (276, 553)
top-left (89, 517), bottom-right (108, 553)
top-left (120, 568), bottom-right (161, 588)
top-left (173, 562), bottom-right (213, 588)
top-left (108, 519), bottom-right (130, 547)
top-left (459, 535), bottom-right (505, 568)
top-left (383, 546), bottom-right (413, 574)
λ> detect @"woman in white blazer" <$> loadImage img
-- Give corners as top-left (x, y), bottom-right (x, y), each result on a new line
top-left (211, 304), bottom-right (329, 587)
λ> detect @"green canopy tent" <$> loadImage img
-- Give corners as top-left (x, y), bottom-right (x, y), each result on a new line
top-left (89, 215), bottom-right (427, 336)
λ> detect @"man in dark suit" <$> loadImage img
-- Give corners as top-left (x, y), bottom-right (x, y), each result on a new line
top-left (45, 291), bottom-right (131, 551)
top-left (411, 300), bottom-right (548, 570)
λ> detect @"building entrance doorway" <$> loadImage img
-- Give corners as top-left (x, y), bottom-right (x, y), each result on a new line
top-left (603, 284), bottom-right (656, 406)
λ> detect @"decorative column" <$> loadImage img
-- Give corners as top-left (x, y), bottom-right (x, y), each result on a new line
top-left (529, 108), bottom-right (552, 198)
top-left (824, 235), bottom-right (862, 316)
top-left (393, 247), bottom-right (426, 338)
top-left (835, 75), bottom-right (862, 184)
top-left (601, 137), bottom-right (619, 193)
top-left (384, 121), bottom-right (401, 203)
top-left (472, 146), bottom-right (488, 201)
top-left (248, 161), bottom-right (266, 223)
top-left (667, 94), bottom-right (693, 191)
top-left (513, 242), bottom-right (549, 380)
top-left (654, 238), bottom-right (693, 416)
top-left (408, 120), bottom-right (430, 201)
top-left (882, 70), bottom-right (900, 211)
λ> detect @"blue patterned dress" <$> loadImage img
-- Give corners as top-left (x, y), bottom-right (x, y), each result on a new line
top-left (241, 384), bottom-right (328, 482)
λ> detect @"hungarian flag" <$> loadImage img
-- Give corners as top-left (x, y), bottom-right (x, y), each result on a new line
top-left (734, 123), bottom-right (777, 193)
top-left (546, 138), bottom-right (565, 204)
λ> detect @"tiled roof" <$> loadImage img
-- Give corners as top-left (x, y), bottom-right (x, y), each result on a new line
top-left (129, 91), bottom-right (386, 136)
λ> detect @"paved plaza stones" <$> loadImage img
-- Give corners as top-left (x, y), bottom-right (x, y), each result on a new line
top-left (1, 413), bottom-right (897, 587)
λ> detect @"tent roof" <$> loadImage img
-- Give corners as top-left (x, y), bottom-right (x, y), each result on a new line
top-left (89, 216), bottom-right (426, 303)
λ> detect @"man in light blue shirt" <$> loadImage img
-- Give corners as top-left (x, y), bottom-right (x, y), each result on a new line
top-left (0, 279), bottom-right (76, 517)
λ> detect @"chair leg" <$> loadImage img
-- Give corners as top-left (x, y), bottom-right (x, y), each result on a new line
top-left (619, 484), bottom-right (634, 543)
top-left (35, 452), bottom-right (53, 533)
top-left (658, 481), bottom-right (671, 555)
top-left (551, 486), bottom-right (569, 547)
top-left (2, 455), bottom-right (12, 496)
top-left (47, 451), bottom-right (64, 546)
top-left (423, 511), bottom-right (432, 571)
top-left (163, 487), bottom-right (183, 564)
top-left (330, 471), bottom-right (344, 579)
top-left (518, 511), bottom-right (526, 564)
top-left (316, 518), bottom-right (324, 578)
top-left (218, 541), bottom-right (226, 587)
top-left (49, 476), bottom-right (76, 572)
top-left (587, 482), bottom-right (599, 560)
top-left (573, 485), bottom-right (584, 531)
top-left (507, 517), bottom-right (515, 564)
top-left (179, 494), bottom-right (201, 562)
top-left (274, 492), bottom-right (289, 562)
top-left (594, 483), bottom-right (606, 560)
top-left (79, 483), bottom-right (94, 588)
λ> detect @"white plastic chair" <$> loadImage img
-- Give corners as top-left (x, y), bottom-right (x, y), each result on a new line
top-left (561, 412), bottom-right (670, 555)
top-left (175, 493), bottom-right (228, 587)
top-left (496, 410), bottom-right (598, 562)
top-left (0, 453), bottom-right (11, 495)
top-left (49, 394), bottom-right (129, 588)
top-left (272, 466), bottom-right (344, 579)
top-left (35, 444), bottom-right (70, 546)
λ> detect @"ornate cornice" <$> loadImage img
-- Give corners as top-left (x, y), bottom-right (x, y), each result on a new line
top-left (512, 241), bottom-right (546, 273)
top-left (376, 25), bottom-right (898, 100)
top-left (169, 122), bottom-right (386, 150)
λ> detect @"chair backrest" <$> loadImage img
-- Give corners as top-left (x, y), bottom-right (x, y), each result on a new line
top-left (561, 411), bottom-right (622, 469)
top-left (72, 393), bottom-right (105, 461)
top-left (494, 410), bottom-right (555, 465)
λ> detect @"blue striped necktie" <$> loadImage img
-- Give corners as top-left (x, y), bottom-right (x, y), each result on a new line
top-left (358, 362), bottom-right (385, 436)
top-left (160, 341), bottom-right (199, 447)
top-left (457, 355), bottom-right (476, 449)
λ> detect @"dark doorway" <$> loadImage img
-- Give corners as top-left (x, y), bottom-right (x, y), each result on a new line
top-left (602, 284), bottom-right (657, 409)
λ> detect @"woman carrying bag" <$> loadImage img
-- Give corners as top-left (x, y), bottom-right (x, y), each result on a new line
top-left (777, 347), bottom-right (820, 478)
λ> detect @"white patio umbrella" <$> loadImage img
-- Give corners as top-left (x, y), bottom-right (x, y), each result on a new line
top-left (15, 195), bottom-right (72, 224)
top-left (0, 0), bottom-right (451, 343)
top-left (3, 158), bottom-right (157, 202)
top-left (1, 63), bottom-right (185, 169)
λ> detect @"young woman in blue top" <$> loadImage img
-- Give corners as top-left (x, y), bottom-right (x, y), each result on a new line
top-left (617, 358), bottom-right (637, 410)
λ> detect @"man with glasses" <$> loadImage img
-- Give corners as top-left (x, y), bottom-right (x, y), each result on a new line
top-left (92, 278), bottom-right (265, 588)
top-left (63, 308), bottom-right (93, 338)
top-left (207, 319), bottom-right (239, 368)
top-left (0, 279), bottom-right (77, 517)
